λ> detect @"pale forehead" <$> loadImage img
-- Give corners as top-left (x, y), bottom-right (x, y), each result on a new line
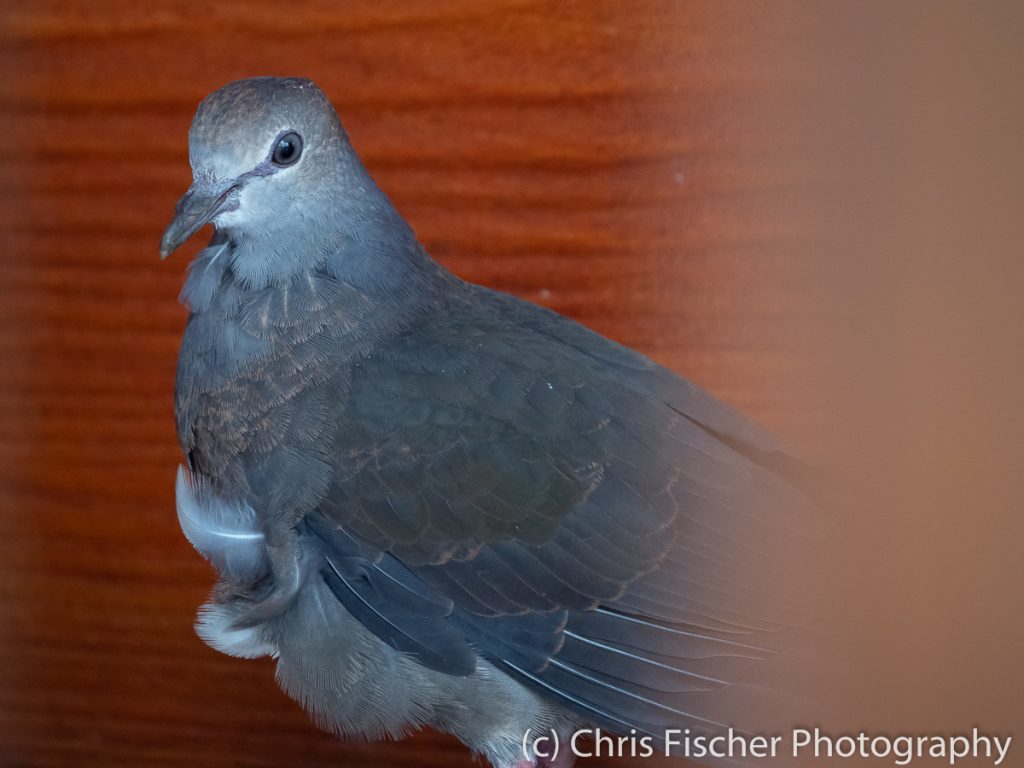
top-left (187, 77), bottom-right (333, 177)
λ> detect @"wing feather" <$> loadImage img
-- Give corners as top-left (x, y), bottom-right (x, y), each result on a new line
top-left (309, 283), bottom-right (823, 735)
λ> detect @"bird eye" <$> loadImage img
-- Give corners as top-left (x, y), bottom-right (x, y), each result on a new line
top-left (271, 132), bottom-right (303, 166)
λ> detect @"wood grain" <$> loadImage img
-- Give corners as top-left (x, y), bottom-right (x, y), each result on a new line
top-left (0, 2), bottom-right (819, 766)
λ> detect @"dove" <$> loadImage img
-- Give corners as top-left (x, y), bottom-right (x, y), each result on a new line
top-left (161, 77), bottom-right (822, 768)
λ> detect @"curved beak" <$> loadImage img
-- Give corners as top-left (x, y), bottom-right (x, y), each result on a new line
top-left (160, 182), bottom-right (238, 259)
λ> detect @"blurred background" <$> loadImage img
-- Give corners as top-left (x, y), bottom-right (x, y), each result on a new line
top-left (0, 2), bottom-right (1020, 766)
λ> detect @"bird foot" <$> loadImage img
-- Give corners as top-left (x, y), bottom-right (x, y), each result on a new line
top-left (226, 532), bottom-right (309, 629)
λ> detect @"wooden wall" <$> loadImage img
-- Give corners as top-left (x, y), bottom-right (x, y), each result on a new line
top-left (0, 2), bottom-right (835, 766)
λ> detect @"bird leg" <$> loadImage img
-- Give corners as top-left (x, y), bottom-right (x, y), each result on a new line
top-left (227, 527), bottom-right (307, 628)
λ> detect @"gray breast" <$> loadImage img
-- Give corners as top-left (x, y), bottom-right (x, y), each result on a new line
top-left (175, 465), bottom-right (268, 581)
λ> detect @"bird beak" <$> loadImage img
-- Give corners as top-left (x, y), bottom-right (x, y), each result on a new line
top-left (160, 181), bottom-right (238, 259)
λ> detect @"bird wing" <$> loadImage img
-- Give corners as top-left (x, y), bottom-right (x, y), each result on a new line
top-left (301, 283), bottom-right (821, 740)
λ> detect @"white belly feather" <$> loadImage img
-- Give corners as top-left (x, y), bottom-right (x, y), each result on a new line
top-left (175, 465), bottom-right (268, 582)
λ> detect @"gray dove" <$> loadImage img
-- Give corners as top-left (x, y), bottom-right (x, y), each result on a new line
top-left (161, 77), bottom-right (820, 768)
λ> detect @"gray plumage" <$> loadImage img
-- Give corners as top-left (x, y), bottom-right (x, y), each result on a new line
top-left (162, 77), bottom-right (822, 768)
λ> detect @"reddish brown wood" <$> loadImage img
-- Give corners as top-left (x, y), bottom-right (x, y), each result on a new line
top-left (0, 3), bottom-right (819, 766)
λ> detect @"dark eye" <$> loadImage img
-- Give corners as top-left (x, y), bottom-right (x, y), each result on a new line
top-left (271, 132), bottom-right (303, 166)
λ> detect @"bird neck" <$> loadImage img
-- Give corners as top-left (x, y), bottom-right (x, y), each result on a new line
top-left (217, 152), bottom-right (452, 306)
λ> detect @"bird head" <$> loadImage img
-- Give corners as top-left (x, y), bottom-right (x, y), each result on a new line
top-left (160, 78), bottom-right (370, 278)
